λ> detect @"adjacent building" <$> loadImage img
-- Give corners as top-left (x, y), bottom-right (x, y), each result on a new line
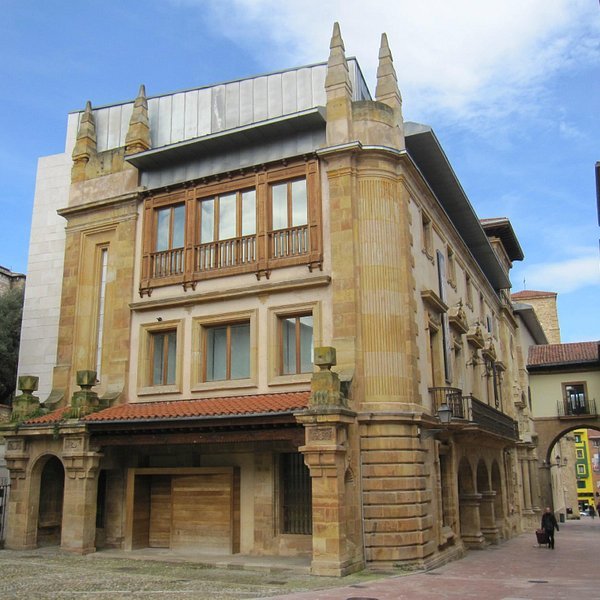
top-left (3, 26), bottom-right (541, 574)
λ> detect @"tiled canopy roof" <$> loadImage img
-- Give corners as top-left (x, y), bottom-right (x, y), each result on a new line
top-left (528, 342), bottom-right (600, 368)
top-left (24, 392), bottom-right (310, 426)
top-left (511, 290), bottom-right (557, 300)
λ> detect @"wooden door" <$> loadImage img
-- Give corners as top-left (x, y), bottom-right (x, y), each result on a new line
top-left (170, 473), bottom-right (232, 552)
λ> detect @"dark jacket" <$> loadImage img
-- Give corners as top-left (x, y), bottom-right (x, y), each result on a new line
top-left (541, 512), bottom-right (559, 532)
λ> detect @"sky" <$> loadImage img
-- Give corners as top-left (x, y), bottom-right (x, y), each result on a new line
top-left (0, 0), bottom-right (598, 342)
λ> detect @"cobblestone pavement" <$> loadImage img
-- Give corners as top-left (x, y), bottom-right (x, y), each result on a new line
top-left (1, 518), bottom-right (598, 600)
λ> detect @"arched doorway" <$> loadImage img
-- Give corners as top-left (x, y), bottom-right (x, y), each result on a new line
top-left (36, 456), bottom-right (65, 547)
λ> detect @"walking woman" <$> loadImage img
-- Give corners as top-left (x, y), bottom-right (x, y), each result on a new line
top-left (541, 507), bottom-right (559, 549)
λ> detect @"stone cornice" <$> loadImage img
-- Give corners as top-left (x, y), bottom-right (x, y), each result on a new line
top-left (130, 274), bottom-right (331, 312)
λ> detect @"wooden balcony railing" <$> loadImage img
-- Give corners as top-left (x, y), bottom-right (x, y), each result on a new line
top-left (150, 248), bottom-right (185, 278)
top-left (269, 225), bottom-right (309, 259)
top-left (557, 398), bottom-right (597, 418)
top-left (429, 386), bottom-right (465, 419)
top-left (194, 235), bottom-right (257, 273)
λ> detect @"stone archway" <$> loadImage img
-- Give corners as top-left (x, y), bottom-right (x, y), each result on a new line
top-left (458, 457), bottom-right (485, 548)
top-left (36, 455), bottom-right (65, 547)
top-left (477, 459), bottom-right (499, 544)
top-left (535, 421), bottom-right (600, 510)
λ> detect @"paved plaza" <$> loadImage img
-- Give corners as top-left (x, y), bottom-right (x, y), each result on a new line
top-left (1, 517), bottom-right (598, 599)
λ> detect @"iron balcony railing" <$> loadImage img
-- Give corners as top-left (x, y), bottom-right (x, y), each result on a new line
top-left (556, 398), bottom-right (597, 418)
top-left (463, 394), bottom-right (520, 440)
top-left (429, 387), bottom-right (519, 440)
top-left (429, 386), bottom-right (465, 419)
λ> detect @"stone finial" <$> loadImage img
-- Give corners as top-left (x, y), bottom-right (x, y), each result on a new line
top-left (309, 346), bottom-right (347, 408)
top-left (325, 22), bottom-right (352, 95)
top-left (125, 84), bottom-right (151, 156)
top-left (11, 375), bottom-right (44, 423)
top-left (70, 370), bottom-right (102, 418)
top-left (71, 101), bottom-right (97, 181)
top-left (325, 23), bottom-right (353, 146)
top-left (375, 33), bottom-right (404, 144)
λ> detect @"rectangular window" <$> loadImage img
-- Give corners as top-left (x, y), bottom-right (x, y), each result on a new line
top-left (156, 205), bottom-right (185, 251)
top-left (95, 247), bottom-right (108, 379)
top-left (422, 212), bottom-right (433, 256)
top-left (271, 179), bottom-right (307, 230)
top-left (577, 464), bottom-right (586, 475)
top-left (280, 314), bottom-right (313, 375)
top-left (151, 330), bottom-right (177, 386)
top-left (436, 250), bottom-right (452, 384)
top-left (205, 322), bottom-right (250, 381)
top-left (280, 453), bottom-right (312, 535)
top-left (199, 189), bottom-right (256, 242)
top-left (446, 246), bottom-right (456, 285)
top-left (577, 449), bottom-right (584, 459)
top-left (564, 383), bottom-right (587, 415)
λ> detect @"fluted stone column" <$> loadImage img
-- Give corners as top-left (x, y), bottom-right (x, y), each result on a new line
top-left (520, 459), bottom-right (533, 513)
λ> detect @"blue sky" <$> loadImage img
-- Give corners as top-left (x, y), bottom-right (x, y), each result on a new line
top-left (1, 1), bottom-right (598, 342)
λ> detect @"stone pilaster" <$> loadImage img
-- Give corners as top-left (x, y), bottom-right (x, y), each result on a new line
top-left (3, 436), bottom-right (35, 550)
top-left (60, 433), bottom-right (103, 554)
top-left (296, 347), bottom-right (362, 576)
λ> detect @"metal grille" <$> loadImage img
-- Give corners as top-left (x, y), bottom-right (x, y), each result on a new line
top-left (0, 477), bottom-right (10, 543)
top-left (281, 453), bottom-right (312, 535)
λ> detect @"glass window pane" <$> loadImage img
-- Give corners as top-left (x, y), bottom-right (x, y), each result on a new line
top-left (230, 323), bottom-right (250, 379)
top-left (241, 190), bottom-right (256, 236)
top-left (299, 315), bottom-right (313, 373)
top-left (206, 326), bottom-right (227, 381)
top-left (166, 331), bottom-right (177, 385)
top-left (281, 317), bottom-right (297, 375)
top-left (156, 208), bottom-right (170, 251)
top-left (219, 193), bottom-right (236, 240)
top-left (201, 199), bottom-right (215, 243)
top-left (172, 205), bottom-right (185, 248)
top-left (291, 179), bottom-right (307, 226)
top-left (152, 334), bottom-right (165, 385)
top-left (272, 183), bottom-right (288, 230)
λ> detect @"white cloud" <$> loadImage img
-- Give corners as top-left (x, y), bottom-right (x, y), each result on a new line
top-left (521, 254), bottom-right (600, 294)
top-left (199, 0), bottom-right (600, 127)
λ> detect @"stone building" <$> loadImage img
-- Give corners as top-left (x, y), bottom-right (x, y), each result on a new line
top-left (3, 25), bottom-right (541, 574)
top-left (0, 266), bottom-right (25, 295)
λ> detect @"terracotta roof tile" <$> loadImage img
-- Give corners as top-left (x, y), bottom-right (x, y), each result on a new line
top-left (528, 342), bottom-right (600, 367)
top-left (83, 392), bottom-right (310, 423)
top-left (24, 406), bottom-right (71, 425)
top-left (511, 290), bottom-right (557, 300)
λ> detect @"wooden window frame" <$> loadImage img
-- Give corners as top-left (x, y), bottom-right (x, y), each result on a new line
top-left (139, 159), bottom-right (322, 295)
top-left (150, 329), bottom-right (177, 386)
top-left (279, 313), bottom-right (314, 376)
top-left (138, 319), bottom-right (183, 396)
top-left (192, 310), bottom-right (257, 393)
top-left (202, 322), bottom-right (251, 382)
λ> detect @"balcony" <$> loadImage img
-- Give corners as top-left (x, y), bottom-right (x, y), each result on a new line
top-left (429, 386), bottom-right (464, 419)
top-left (428, 387), bottom-right (519, 440)
top-left (463, 394), bottom-right (519, 440)
top-left (556, 398), bottom-right (597, 418)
